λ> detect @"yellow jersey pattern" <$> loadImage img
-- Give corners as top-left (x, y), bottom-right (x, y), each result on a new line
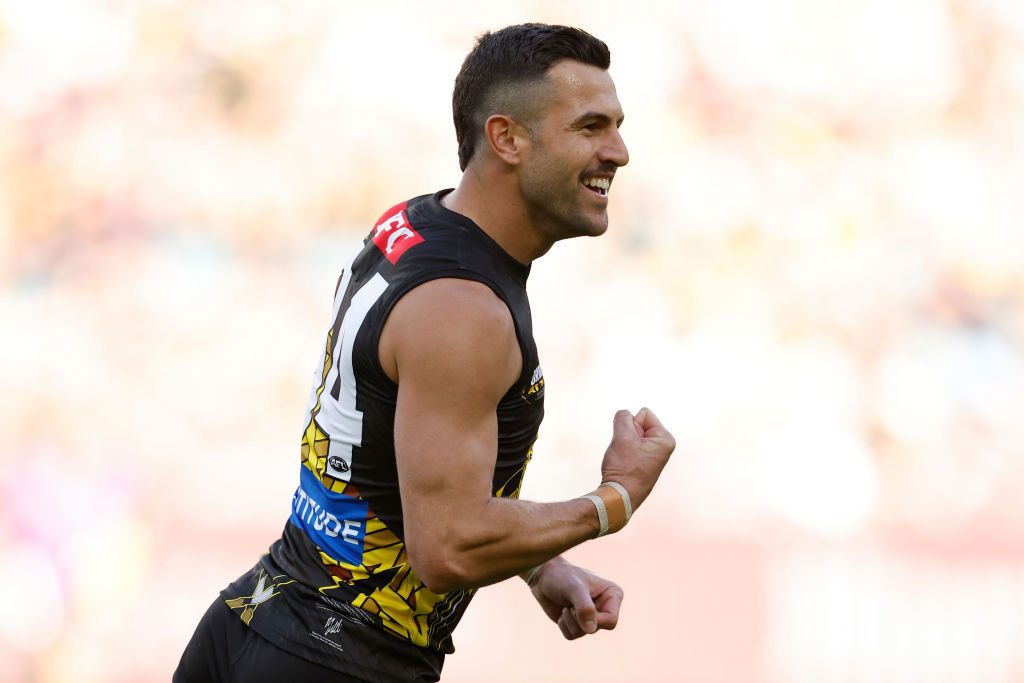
top-left (224, 568), bottom-right (294, 626)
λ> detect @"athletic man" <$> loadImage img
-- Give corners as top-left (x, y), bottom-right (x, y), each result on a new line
top-left (175, 23), bottom-right (675, 682)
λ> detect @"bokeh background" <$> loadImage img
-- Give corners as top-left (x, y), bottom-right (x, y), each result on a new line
top-left (3, 0), bottom-right (1024, 681)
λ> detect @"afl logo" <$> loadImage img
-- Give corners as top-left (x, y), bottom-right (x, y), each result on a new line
top-left (328, 456), bottom-right (349, 473)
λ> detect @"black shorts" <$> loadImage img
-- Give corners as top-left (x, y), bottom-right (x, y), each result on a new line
top-left (174, 597), bottom-right (369, 683)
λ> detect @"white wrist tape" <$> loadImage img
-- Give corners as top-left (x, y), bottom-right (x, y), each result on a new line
top-left (581, 482), bottom-right (633, 537)
top-left (581, 493), bottom-right (610, 536)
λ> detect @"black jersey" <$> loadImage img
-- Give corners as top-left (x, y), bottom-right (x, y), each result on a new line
top-left (220, 190), bottom-right (545, 682)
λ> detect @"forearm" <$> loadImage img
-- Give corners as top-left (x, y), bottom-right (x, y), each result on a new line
top-left (411, 495), bottom-right (601, 593)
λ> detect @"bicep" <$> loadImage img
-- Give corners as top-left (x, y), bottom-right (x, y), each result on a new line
top-left (393, 376), bottom-right (496, 530)
top-left (383, 280), bottom-right (520, 554)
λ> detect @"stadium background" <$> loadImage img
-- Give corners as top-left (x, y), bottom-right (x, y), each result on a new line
top-left (2, 1), bottom-right (1024, 680)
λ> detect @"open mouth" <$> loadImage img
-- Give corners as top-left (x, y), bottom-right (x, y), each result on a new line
top-left (582, 176), bottom-right (610, 198)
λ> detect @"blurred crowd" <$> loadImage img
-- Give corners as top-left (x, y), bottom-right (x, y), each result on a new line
top-left (2, 1), bottom-right (1023, 681)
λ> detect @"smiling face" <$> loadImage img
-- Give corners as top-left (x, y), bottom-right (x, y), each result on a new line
top-left (516, 60), bottom-right (629, 242)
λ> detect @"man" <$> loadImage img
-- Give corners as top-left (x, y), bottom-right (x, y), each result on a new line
top-left (175, 23), bottom-right (674, 682)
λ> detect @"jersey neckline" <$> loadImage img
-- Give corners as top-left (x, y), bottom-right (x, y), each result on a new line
top-left (428, 189), bottom-right (532, 286)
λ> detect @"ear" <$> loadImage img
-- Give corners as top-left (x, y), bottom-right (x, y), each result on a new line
top-left (483, 114), bottom-right (528, 166)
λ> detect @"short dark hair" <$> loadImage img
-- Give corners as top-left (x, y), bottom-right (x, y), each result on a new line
top-left (452, 23), bottom-right (611, 171)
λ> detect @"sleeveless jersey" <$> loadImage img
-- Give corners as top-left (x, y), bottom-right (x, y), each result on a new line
top-left (220, 190), bottom-right (545, 682)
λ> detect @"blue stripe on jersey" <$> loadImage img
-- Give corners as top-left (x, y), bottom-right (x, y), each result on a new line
top-left (289, 465), bottom-right (368, 566)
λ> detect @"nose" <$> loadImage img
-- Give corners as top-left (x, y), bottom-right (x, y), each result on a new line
top-left (600, 126), bottom-right (630, 168)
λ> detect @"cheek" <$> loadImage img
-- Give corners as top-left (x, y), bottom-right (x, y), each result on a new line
top-left (552, 146), bottom-right (591, 186)
top-left (524, 142), bottom-right (591, 191)
top-left (570, 140), bottom-right (602, 175)
top-left (531, 154), bottom-right (574, 186)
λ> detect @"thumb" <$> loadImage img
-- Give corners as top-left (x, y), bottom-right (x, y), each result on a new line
top-left (565, 577), bottom-right (598, 633)
top-left (613, 409), bottom-right (639, 440)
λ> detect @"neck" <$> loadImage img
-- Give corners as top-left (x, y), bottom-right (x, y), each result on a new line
top-left (441, 166), bottom-right (552, 265)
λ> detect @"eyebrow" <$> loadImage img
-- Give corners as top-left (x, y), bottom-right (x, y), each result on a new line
top-left (572, 111), bottom-right (626, 127)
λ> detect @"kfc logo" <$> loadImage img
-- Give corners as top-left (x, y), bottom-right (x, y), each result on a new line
top-left (372, 207), bottom-right (423, 264)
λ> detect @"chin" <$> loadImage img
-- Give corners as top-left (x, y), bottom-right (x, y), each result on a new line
top-left (556, 222), bottom-right (606, 241)
top-left (568, 207), bottom-right (610, 235)
top-left (579, 215), bottom-right (610, 238)
top-left (580, 224), bottom-right (609, 238)
top-left (543, 205), bottom-right (609, 241)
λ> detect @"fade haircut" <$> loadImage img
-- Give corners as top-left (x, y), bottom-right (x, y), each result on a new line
top-left (453, 23), bottom-right (611, 171)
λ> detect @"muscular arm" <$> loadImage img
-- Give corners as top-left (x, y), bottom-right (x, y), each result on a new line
top-left (380, 278), bottom-right (600, 594)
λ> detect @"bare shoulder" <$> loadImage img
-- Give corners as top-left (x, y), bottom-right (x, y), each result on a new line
top-left (379, 278), bottom-right (521, 393)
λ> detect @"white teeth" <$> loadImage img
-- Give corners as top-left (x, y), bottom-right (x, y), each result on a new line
top-left (583, 177), bottom-right (611, 191)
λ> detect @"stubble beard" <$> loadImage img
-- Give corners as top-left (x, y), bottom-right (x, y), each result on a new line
top-left (520, 164), bottom-right (609, 244)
